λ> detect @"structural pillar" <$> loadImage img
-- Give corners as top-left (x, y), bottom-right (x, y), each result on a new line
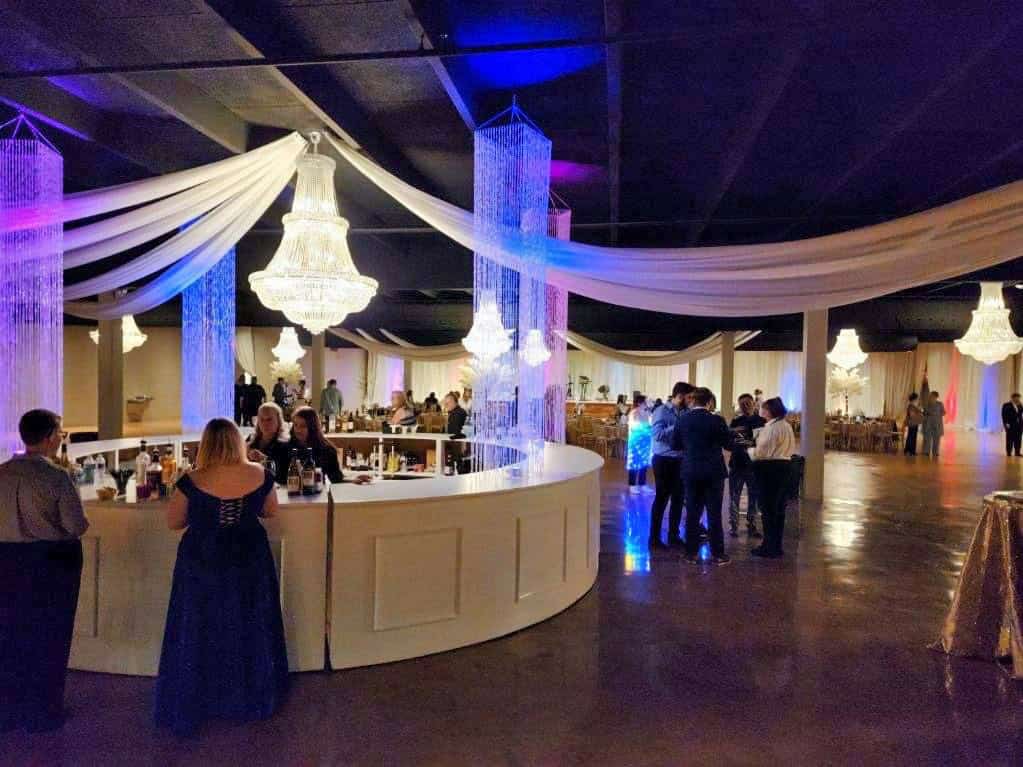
top-left (801, 309), bottom-right (828, 502)
top-left (97, 294), bottom-right (123, 440)
top-left (689, 359), bottom-right (698, 387)
top-left (720, 331), bottom-right (735, 422)
top-left (311, 332), bottom-right (326, 408)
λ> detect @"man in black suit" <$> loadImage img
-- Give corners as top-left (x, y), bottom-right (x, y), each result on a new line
top-left (678, 387), bottom-right (740, 566)
top-left (1002, 393), bottom-right (1023, 457)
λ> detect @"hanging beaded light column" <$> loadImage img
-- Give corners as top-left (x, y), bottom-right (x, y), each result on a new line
top-left (543, 193), bottom-right (571, 443)
top-left (0, 115), bottom-right (62, 460)
top-left (470, 103), bottom-right (552, 473)
top-left (250, 132), bottom-right (378, 334)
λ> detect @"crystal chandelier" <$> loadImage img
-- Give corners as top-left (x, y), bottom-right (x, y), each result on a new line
top-left (89, 315), bottom-right (148, 353)
top-left (520, 328), bottom-right (551, 367)
top-left (271, 326), bottom-right (306, 365)
top-left (249, 132), bottom-right (378, 335)
top-left (827, 328), bottom-right (867, 371)
top-left (954, 282), bottom-right (1023, 365)
top-left (462, 289), bottom-right (513, 364)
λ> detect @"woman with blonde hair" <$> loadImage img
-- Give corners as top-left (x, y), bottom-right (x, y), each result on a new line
top-left (388, 389), bottom-right (416, 428)
top-left (246, 402), bottom-right (291, 484)
top-left (155, 418), bottom-right (288, 737)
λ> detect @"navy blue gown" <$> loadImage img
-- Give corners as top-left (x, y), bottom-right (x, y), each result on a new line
top-left (154, 470), bottom-right (289, 736)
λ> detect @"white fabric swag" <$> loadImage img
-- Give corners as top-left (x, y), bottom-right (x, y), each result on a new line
top-left (565, 330), bottom-right (759, 366)
top-left (328, 327), bottom-right (467, 362)
top-left (327, 132), bottom-right (1023, 316)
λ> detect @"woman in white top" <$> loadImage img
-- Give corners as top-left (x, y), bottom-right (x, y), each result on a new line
top-left (749, 397), bottom-right (796, 558)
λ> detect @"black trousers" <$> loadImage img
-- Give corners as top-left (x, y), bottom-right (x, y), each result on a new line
top-left (753, 460), bottom-right (793, 555)
top-left (0, 539), bottom-right (82, 729)
top-left (1007, 427), bottom-right (1022, 456)
top-left (628, 467), bottom-right (647, 486)
top-left (650, 455), bottom-right (684, 543)
top-left (684, 474), bottom-right (725, 557)
top-left (904, 425), bottom-right (919, 455)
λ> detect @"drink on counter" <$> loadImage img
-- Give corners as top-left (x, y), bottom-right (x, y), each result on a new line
top-left (301, 449), bottom-right (317, 495)
top-left (287, 450), bottom-right (302, 496)
top-left (135, 442), bottom-right (151, 499)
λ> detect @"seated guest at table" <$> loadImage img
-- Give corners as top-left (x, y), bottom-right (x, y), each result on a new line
top-left (729, 393), bottom-right (765, 538)
top-left (155, 418), bottom-right (288, 738)
top-left (679, 388), bottom-right (738, 566)
top-left (423, 392), bottom-right (440, 412)
top-left (242, 376), bottom-right (267, 426)
top-left (903, 393), bottom-right (923, 456)
top-left (922, 391), bottom-right (946, 458)
top-left (1002, 392), bottom-right (1023, 457)
top-left (443, 392), bottom-right (468, 438)
top-left (750, 397), bottom-right (796, 558)
top-left (289, 407), bottom-right (343, 483)
top-left (649, 382), bottom-right (693, 549)
top-left (0, 409), bottom-right (88, 733)
top-left (754, 389), bottom-right (764, 411)
top-left (389, 390), bottom-right (417, 428)
top-left (246, 402), bottom-right (291, 484)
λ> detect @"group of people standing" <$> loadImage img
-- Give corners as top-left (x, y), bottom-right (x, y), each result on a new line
top-left (636, 382), bottom-right (797, 564)
top-left (902, 391), bottom-right (947, 457)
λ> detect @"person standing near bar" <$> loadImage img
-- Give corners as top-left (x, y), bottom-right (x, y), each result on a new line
top-left (750, 397), bottom-right (797, 558)
top-left (921, 391), bottom-right (946, 458)
top-left (0, 410), bottom-right (88, 732)
top-left (319, 378), bottom-right (343, 433)
top-left (728, 393), bottom-right (765, 538)
top-left (1002, 393), bottom-right (1023, 457)
top-left (648, 382), bottom-right (692, 549)
top-left (679, 388), bottom-right (737, 565)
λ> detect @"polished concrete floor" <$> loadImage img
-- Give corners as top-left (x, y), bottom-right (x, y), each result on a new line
top-left (5, 433), bottom-right (1023, 765)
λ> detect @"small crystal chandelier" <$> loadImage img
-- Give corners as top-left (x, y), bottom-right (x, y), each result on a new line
top-left (827, 328), bottom-right (868, 371)
top-left (250, 132), bottom-right (378, 335)
top-left (89, 315), bottom-right (148, 353)
top-left (954, 282), bottom-right (1023, 365)
top-left (462, 289), bottom-right (513, 364)
top-left (520, 328), bottom-right (551, 367)
top-left (271, 326), bottom-right (306, 365)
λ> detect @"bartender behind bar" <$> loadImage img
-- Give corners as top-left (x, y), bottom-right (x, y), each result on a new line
top-left (0, 409), bottom-right (89, 733)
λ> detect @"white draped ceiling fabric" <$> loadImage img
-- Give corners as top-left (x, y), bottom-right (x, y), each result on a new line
top-left (565, 330), bottom-right (759, 366)
top-left (327, 133), bottom-right (1023, 316)
top-left (0, 133), bottom-right (308, 320)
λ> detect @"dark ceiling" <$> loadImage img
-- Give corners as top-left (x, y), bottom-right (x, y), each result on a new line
top-left (4, 0), bottom-right (1023, 350)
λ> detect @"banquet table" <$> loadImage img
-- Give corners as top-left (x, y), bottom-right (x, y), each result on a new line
top-left (933, 491), bottom-right (1023, 677)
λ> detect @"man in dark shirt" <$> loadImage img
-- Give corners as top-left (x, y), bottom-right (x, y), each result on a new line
top-left (443, 392), bottom-right (468, 438)
top-left (729, 393), bottom-right (766, 538)
top-left (272, 377), bottom-right (288, 409)
top-left (0, 410), bottom-right (88, 732)
top-left (1002, 393), bottom-right (1023, 457)
top-left (678, 388), bottom-right (740, 565)
top-left (243, 377), bottom-right (267, 426)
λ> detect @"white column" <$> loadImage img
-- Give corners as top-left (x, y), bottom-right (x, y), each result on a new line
top-left (801, 309), bottom-right (828, 502)
top-left (720, 331), bottom-right (735, 422)
top-left (97, 294), bottom-right (123, 440)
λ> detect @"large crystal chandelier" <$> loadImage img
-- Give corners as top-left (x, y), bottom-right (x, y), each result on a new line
top-left (954, 282), bottom-right (1023, 365)
top-left (249, 132), bottom-right (378, 335)
top-left (89, 315), bottom-right (148, 353)
top-left (271, 326), bottom-right (306, 365)
top-left (462, 289), bottom-right (513, 364)
top-left (827, 328), bottom-right (868, 371)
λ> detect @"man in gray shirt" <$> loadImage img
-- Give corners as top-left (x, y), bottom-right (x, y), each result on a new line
top-left (319, 378), bottom-right (343, 432)
top-left (0, 409), bottom-right (88, 733)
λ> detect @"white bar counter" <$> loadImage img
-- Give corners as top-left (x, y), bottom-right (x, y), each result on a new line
top-left (69, 437), bottom-right (602, 675)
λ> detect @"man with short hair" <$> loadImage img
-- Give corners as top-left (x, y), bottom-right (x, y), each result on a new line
top-left (242, 376), bottom-right (266, 426)
top-left (1002, 392), bottom-right (1023, 457)
top-left (319, 378), bottom-right (343, 432)
top-left (0, 409), bottom-right (89, 732)
top-left (648, 381), bottom-right (694, 549)
top-left (678, 387), bottom-right (740, 566)
top-left (272, 377), bottom-right (288, 409)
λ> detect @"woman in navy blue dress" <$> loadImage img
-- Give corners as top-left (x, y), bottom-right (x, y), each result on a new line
top-left (155, 418), bottom-right (288, 736)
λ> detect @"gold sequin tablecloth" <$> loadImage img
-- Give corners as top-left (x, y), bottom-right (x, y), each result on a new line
top-left (933, 491), bottom-right (1023, 677)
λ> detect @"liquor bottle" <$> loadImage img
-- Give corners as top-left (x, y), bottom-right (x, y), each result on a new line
top-left (148, 448), bottom-right (162, 495)
top-left (346, 413), bottom-right (354, 433)
top-left (287, 449), bottom-right (302, 496)
top-left (179, 446), bottom-right (192, 473)
top-left (160, 448), bottom-right (176, 497)
top-left (95, 453), bottom-right (106, 482)
top-left (301, 449), bottom-right (316, 495)
top-left (135, 440), bottom-right (150, 483)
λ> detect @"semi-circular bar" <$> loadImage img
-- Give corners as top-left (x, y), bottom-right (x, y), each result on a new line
top-left (66, 434), bottom-right (602, 675)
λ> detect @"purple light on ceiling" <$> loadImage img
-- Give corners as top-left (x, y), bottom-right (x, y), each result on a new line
top-left (549, 160), bottom-right (603, 186)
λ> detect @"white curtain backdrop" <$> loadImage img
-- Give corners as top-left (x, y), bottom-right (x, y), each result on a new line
top-left (734, 351), bottom-right (805, 411)
top-left (329, 132), bottom-right (1023, 316)
top-left (568, 351), bottom-right (690, 401)
top-left (234, 327), bottom-right (257, 375)
top-left (410, 359), bottom-right (469, 400)
top-left (366, 354), bottom-right (404, 407)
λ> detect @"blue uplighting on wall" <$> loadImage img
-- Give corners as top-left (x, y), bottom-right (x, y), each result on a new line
top-left (181, 249), bottom-right (235, 433)
top-left (977, 361), bottom-right (1000, 431)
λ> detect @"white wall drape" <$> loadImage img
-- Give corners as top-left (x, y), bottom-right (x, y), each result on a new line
top-left (234, 327), bottom-right (257, 376)
top-left (568, 351), bottom-right (690, 401)
top-left (329, 132), bottom-right (1023, 316)
top-left (410, 359), bottom-right (468, 400)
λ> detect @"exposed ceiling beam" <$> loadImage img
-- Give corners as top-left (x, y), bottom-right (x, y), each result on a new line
top-left (774, 17), bottom-right (1023, 241)
top-left (397, 0), bottom-right (476, 131)
top-left (603, 0), bottom-right (622, 245)
top-left (685, 41), bottom-right (804, 246)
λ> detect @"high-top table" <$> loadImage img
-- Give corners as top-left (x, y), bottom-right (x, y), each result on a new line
top-left (933, 491), bottom-right (1023, 677)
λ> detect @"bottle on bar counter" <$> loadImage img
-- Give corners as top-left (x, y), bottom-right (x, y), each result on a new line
top-left (301, 449), bottom-right (316, 496)
top-left (287, 450), bottom-right (302, 496)
top-left (160, 447), bottom-right (176, 497)
top-left (314, 461), bottom-right (324, 494)
top-left (346, 412), bottom-right (354, 433)
top-left (148, 448), bottom-right (162, 496)
top-left (136, 441), bottom-right (151, 500)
